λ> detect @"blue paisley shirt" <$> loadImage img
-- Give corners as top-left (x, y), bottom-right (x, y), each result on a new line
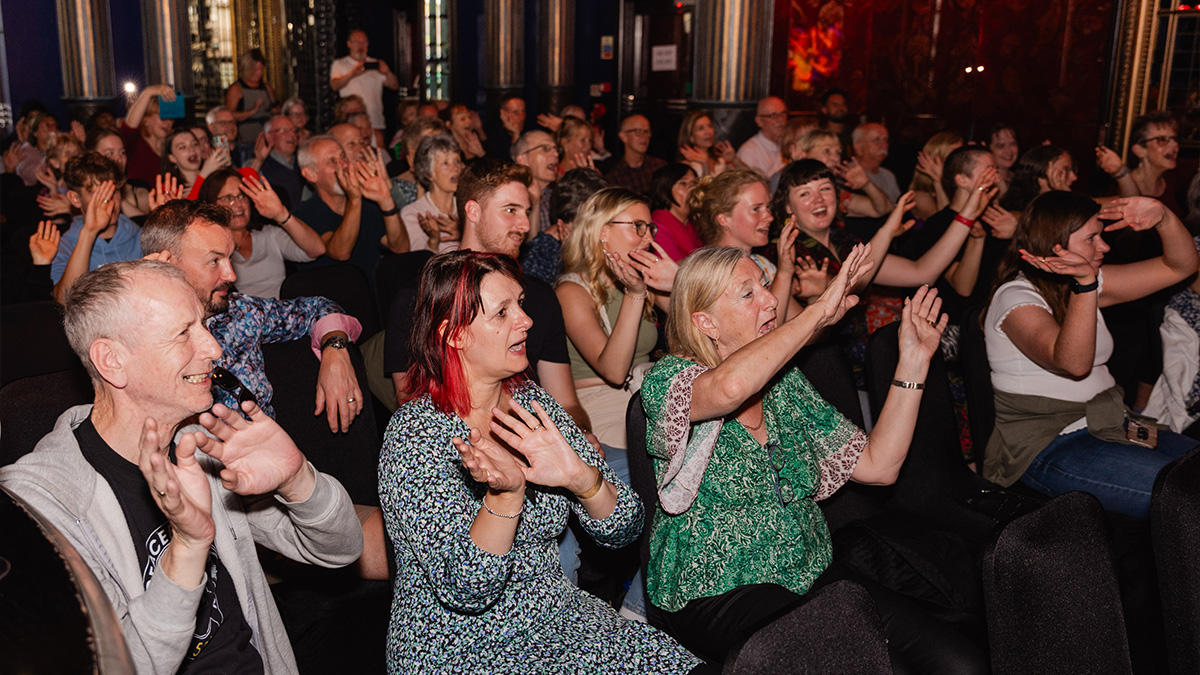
top-left (206, 292), bottom-right (344, 417)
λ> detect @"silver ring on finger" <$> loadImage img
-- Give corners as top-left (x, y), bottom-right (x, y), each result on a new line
top-left (529, 424), bottom-right (542, 432)
top-left (347, 397), bottom-right (356, 403)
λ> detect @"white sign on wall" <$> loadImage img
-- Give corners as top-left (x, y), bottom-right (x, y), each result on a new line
top-left (651, 45), bottom-right (678, 72)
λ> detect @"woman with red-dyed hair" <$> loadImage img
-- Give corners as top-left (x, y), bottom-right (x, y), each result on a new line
top-left (377, 250), bottom-right (703, 673)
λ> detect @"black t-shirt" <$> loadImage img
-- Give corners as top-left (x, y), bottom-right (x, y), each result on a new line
top-left (383, 273), bottom-right (569, 380)
top-left (295, 194), bottom-right (388, 283)
top-left (76, 418), bottom-right (264, 674)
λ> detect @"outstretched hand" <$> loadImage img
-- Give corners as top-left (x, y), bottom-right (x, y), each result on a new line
top-left (884, 191), bottom-right (917, 237)
top-left (138, 418), bottom-right (214, 547)
top-left (241, 173), bottom-right (287, 222)
top-left (1097, 196), bottom-right (1167, 232)
top-left (628, 241), bottom-right (678, 293)
top-left (28, 220), bottom-right (61, 265)
top-left (959, 166), bottom-right (998, 220)
top-left (898, 285), bottom-right (947, 363)
top-left (489, 400), bottom-right (593, 492)
top-left (1019, 244), bottom-right (1097, 282)
top-left (808, 242), bottom-right (874, 327)
top-left (149, 173), bottom-right (184, 210)
top-left (198, 401), bottom-right (313, 500)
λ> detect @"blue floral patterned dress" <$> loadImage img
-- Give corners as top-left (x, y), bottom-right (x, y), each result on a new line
top-left (378, 380), bottom-right (699, 674)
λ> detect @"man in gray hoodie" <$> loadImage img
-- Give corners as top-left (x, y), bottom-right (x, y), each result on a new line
top-left (0, 259), bottom-right (362, 674)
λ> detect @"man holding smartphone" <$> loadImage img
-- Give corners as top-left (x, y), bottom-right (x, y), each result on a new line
top-left (330, 29), bottom-right (399, 149)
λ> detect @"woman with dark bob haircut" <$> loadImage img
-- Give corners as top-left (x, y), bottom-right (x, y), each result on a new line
top-left (982, 191), bottom-right (1198, 517)
top-left (649, 163), bottom-right (702, 262)
top-left (377, 250), bottom-right (704, 673)
top-left (196, 167), bottom-right (325, 298)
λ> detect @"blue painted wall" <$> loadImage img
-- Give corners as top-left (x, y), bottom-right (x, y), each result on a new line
top-left (4, 0), bottom-right (145, 123)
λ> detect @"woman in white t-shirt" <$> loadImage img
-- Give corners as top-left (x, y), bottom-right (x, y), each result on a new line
top-left (982, 191), bottom-right (1198, 517)
top-left (400, 133), bottom-right (462, 253)
top-left (198, 168), bottom-right (326, 299)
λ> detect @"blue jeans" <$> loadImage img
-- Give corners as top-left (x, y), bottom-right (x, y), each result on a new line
top-left (1019, 427), bottom-right (1197, 518)
top-left (557, 444), bottom-right (647, 616)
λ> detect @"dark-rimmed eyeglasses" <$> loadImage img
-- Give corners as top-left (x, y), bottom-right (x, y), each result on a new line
top-left (216, 193), bottom-right (249, 206)
top-left (608, 220), bottom-right (657, 237)
top-left (765, 440), bottom-right (795, 507)
top-left (211, 366), bottom-right (257, 406)
top-left (1140, 134), bottom-right (1178, 146)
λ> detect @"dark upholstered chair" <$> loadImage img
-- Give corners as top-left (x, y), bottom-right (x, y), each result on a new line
top-left (1151, 445), bottom-right (1200, 675)
top-left (261, 337), bottom-right (390, 674)
top-left (959, 305), bottom-right (996, 464)
top-left (2, 488), bottom-right (136, 674)
top-left (1, 301), bottom-right (77, 387)
top-left (0, 369), bottom-right (93, 467)
top-left (374, 250), bottom-right (434, 330)
top-left (261, 338), bottom-right (381, 507)
top-left (983, 491), bottom-right (1132, 675)
top-left (723, 580), bottom-right (890, 675)
top-left (280, 263), bottom-right (380, 340)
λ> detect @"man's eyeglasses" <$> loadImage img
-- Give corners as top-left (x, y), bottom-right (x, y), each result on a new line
top-left (623, 128), bottom-right (652, 136)
top-left (765, 440), bottom-right (795, 508)
top-left (211, 366), bottom-right (257, 407)
top-left (216, 193), bottom-right (249, 206)
top-left (608, 220), bottom-right (657, 237)
top-left (1140, 134), bottom-right (1178, 146)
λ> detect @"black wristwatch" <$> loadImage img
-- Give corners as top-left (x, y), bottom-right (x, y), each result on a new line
top-left (1071, 278), bottom-right (1099, 294)
top-left (320, 335), bottom-right (350, 351)
top-left (379, 205), bottom-right (400, 217)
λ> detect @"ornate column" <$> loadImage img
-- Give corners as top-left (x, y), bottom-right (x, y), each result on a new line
top-left (691, 0), bottom-right (773, 140)
top-left (484, 0), bottom-right (523, 98)
top-left (141, 0), bottom-right (193, 96)
top-left (56, 0), bottom-right (117, 118)
top-left (1104, 0), bottom-right (1160, 159)
top-left (538, 0), bottom-right (573, 115)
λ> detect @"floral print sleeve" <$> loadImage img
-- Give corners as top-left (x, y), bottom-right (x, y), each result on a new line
top-left (207, 293), bottom-right (345, 417)
top-left (770, 367), bottom-right (867, 500)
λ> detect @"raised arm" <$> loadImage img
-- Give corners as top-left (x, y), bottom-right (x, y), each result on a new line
top-left (837, 159), bottom-right (893, 218)
top-left (688, 244), bottom-right (874, 421)
top-left (53, 181), bottom-right (120, 304)
top-left (124, 85), bottom-right (175, 129)
top-left (1003, 247), bottom-right (1100, 378)
top-left (557, 261), bottom-right (648, 386)
top-left (241, 174), bottom-right (326, 257)
top-left (854, 286), bottom-right (946, 484)
top-left (1095, 197), bottom-right (1199, 306)
top-left (1095, 146), bottom-right (1139, 198)
top-left (356, 148), bottom-right (409, 253)
top-left (322, 165), bottom-right (364, 260)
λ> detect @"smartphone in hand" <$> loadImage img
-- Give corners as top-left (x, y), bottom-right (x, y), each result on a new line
top-left (363, 61), bottom-right (380, 71)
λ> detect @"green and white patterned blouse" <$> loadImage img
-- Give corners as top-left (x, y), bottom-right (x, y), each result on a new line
top-left (641, 355), bottom-right (867, 612)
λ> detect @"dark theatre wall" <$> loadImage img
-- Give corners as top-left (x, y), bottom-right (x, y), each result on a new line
top-left (3, 0), bottom-right (146, 123)
top-left (772, 0), bottom-right (1117, 191)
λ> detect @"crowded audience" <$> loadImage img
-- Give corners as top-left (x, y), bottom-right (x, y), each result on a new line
top-left (3, 30), bottom-right (1199, 674)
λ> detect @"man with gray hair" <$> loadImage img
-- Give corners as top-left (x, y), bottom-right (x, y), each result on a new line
top-left (205, 105), bottom-right (238, 153)
top-left (0, 259), bottom-right (362, 674)
top-left (249, 114), bottom-right (304, 209)
top-left (294, 134), bottom-right (408, 281)
top-left (512, 129), bottom-right (560, 236)
top-left (851, 122), bottom-right (901, 203)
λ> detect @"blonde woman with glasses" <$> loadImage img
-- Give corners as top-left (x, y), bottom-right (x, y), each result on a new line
top-left (557, 187), bottom-right (677, 449)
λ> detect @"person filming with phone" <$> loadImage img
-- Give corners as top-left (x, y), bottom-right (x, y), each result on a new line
top-left (330, 29), bottom-right (399, 149)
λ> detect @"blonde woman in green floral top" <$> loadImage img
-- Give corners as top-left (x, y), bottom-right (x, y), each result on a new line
top-left (640, 246), bottom-right (987, 672)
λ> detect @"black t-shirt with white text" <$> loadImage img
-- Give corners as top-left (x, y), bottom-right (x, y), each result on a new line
top-left (76, 417), bottom-right (264, 673)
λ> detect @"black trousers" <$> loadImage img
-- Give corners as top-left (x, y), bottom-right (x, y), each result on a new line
top-left (651, 562), bottom-right (989, 674)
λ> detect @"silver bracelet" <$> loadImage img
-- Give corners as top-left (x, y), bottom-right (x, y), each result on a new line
top-left (891, 379), bottom-right (925, 390)
top-left (481, 495), bottom-right (523, 519)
